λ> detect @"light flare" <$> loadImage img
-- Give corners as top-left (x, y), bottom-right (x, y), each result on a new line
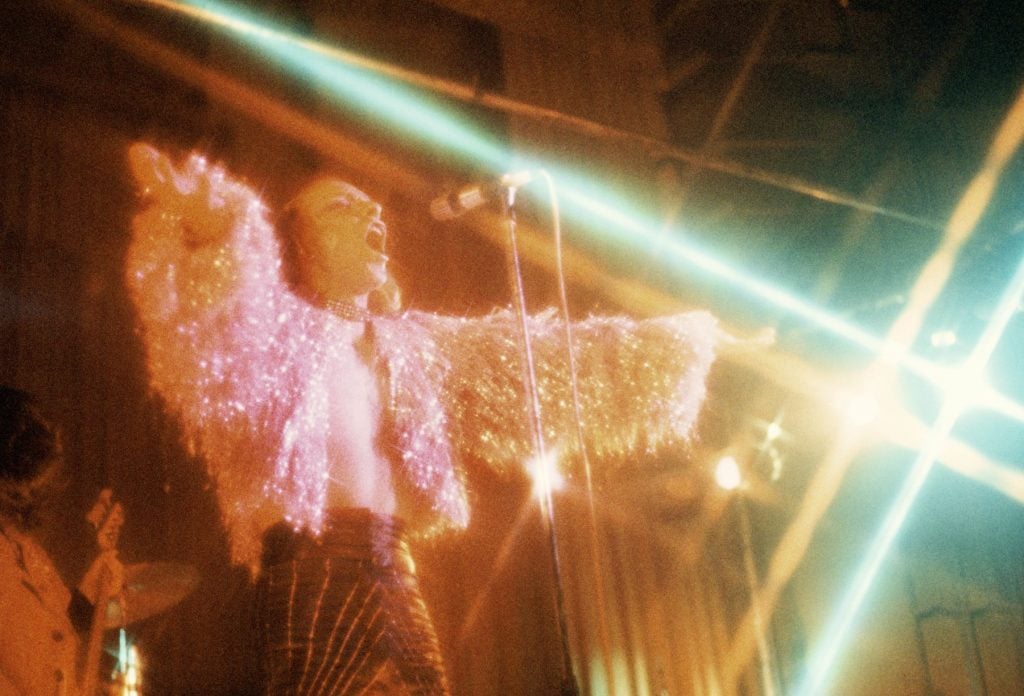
top-left (120, 0), bottom-right (1024, 435)
top-left (115, 635), bottom-right (143, 696)
top-left (714, 455), bottom-right (743, 491)
top-left (834, 388), bottom-right (882, 430)
top-left (131, 0), bottom-right (506, 167)
top-left (929, 328), bottom-right (958, 348)
top-left (125, 0), bottom-right (914, 365)
top-left (527, 448), bottom-right (566, 503)
top-left (734, 84), bottom-right (1024, 693)
top-left (798, 246), bottom-right (1024, 695)
top-left (764, 418), bottom-right (784, 443)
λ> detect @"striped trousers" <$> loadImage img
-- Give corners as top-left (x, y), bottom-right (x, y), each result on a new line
top-left (257, 509), bottom-right (450, 695)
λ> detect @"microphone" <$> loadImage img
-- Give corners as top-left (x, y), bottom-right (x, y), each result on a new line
top-left (430, 171), bottom-right (533, 220)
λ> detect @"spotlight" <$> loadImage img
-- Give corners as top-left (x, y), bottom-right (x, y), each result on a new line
top-left (751, 411), bottom-right (787, 481)
top-left (715, 455), bottom-right (743, 491)
top-left (929, 329), bottom-right (958, 348)
top-left (936, 363), bottom-right (990, 410)
top-left (527, 449), bottom-right (565, 501)
top-left (835, 388), bottom-right (881, 429)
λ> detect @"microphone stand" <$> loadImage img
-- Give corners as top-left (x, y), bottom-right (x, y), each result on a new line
top-left (500, 185), bottom-right (581, 696)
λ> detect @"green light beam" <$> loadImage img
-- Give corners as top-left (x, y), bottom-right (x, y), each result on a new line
top-left (136, 0), bottom-right (1024, 430)
top-left (136, 0), bottom-right (926, 360)
top-left (135, 0), bottom-right (507, 167)
top-left (796, 247), bottom-right (1024, 695)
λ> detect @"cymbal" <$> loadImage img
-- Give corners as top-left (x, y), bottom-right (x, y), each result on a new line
top-left (105, 562), bottom-right (199, 629)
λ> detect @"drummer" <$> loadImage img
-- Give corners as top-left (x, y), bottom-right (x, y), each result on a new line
top-left (0, 386), bottom-right (124, 695)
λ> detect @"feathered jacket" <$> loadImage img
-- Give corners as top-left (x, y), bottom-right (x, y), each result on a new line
top-left (125, 144), bottom-right (718, 573)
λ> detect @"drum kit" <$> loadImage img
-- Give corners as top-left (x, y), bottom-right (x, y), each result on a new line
top-left (84, 491), bottom-right (201, 694)
top-left (99, 561), bottom-right (199, 695)
top-left (104, 561), bottom-right (199, 629)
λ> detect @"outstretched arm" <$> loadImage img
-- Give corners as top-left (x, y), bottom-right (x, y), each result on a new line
top-left (429, 309), bottom-right (719, 477)
top-left (124, 144), bottom-right (325, 569)
top-left (128, 143), bottom-right (236, 246)
top-left (125, 143), bottom-right (274, 322)
top-left (124, 143), bottom-right (298, 415)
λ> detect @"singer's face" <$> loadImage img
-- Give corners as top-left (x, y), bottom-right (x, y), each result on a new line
top-left (292, 179), bottom-right (389, 302)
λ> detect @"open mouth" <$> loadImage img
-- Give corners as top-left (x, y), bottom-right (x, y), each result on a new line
top-left (365, 219), bottom-right (387, 253)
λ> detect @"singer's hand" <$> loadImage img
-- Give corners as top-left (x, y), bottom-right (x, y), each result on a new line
top-left (128, 143), bottom-right (234, 247)
top-left (177, 163), bottom-right (235, 247)
top-left (716, 325), bottom-right (776, 355)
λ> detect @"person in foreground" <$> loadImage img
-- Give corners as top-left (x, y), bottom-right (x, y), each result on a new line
top-left (125, 143), bottom-right (720, 694)
top-left (0, 386), bottom-right (124, 696)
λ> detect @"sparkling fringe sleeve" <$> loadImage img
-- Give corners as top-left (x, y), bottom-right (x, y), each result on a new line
top-left (125, 147), bottom-right (332, 571)
top-left (430, 309), bottom-right (718, 478)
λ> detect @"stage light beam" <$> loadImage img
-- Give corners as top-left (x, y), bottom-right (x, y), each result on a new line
top-left (129, 0), bottom-right (925, 371)
top-left (798, 247), bottom-right (1024, 695)
top-left (132, 0), bottom-right (508, 168)
top-left (125, 2), bottom-right (1024, 442)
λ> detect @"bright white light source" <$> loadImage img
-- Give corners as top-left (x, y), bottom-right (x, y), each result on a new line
top-left (715, 455), bottom-right (743, 491)
top-left (938, 365), bottom-right (989, 411)
top-left (118, 643), bottom-right (142, 696)
top-left (837, 389), bottom-right (880, 428)
top-left (527, 449), bottom-right (564, 500)
top-left (930, 329), bottom-right (958, 348)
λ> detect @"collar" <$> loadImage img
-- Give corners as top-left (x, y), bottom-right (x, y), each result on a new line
top-left (324, 298), bottom-right (374, 323)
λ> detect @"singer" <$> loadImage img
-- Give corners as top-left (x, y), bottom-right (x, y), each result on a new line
top-left (125, 143), bottom-right (719, 695)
